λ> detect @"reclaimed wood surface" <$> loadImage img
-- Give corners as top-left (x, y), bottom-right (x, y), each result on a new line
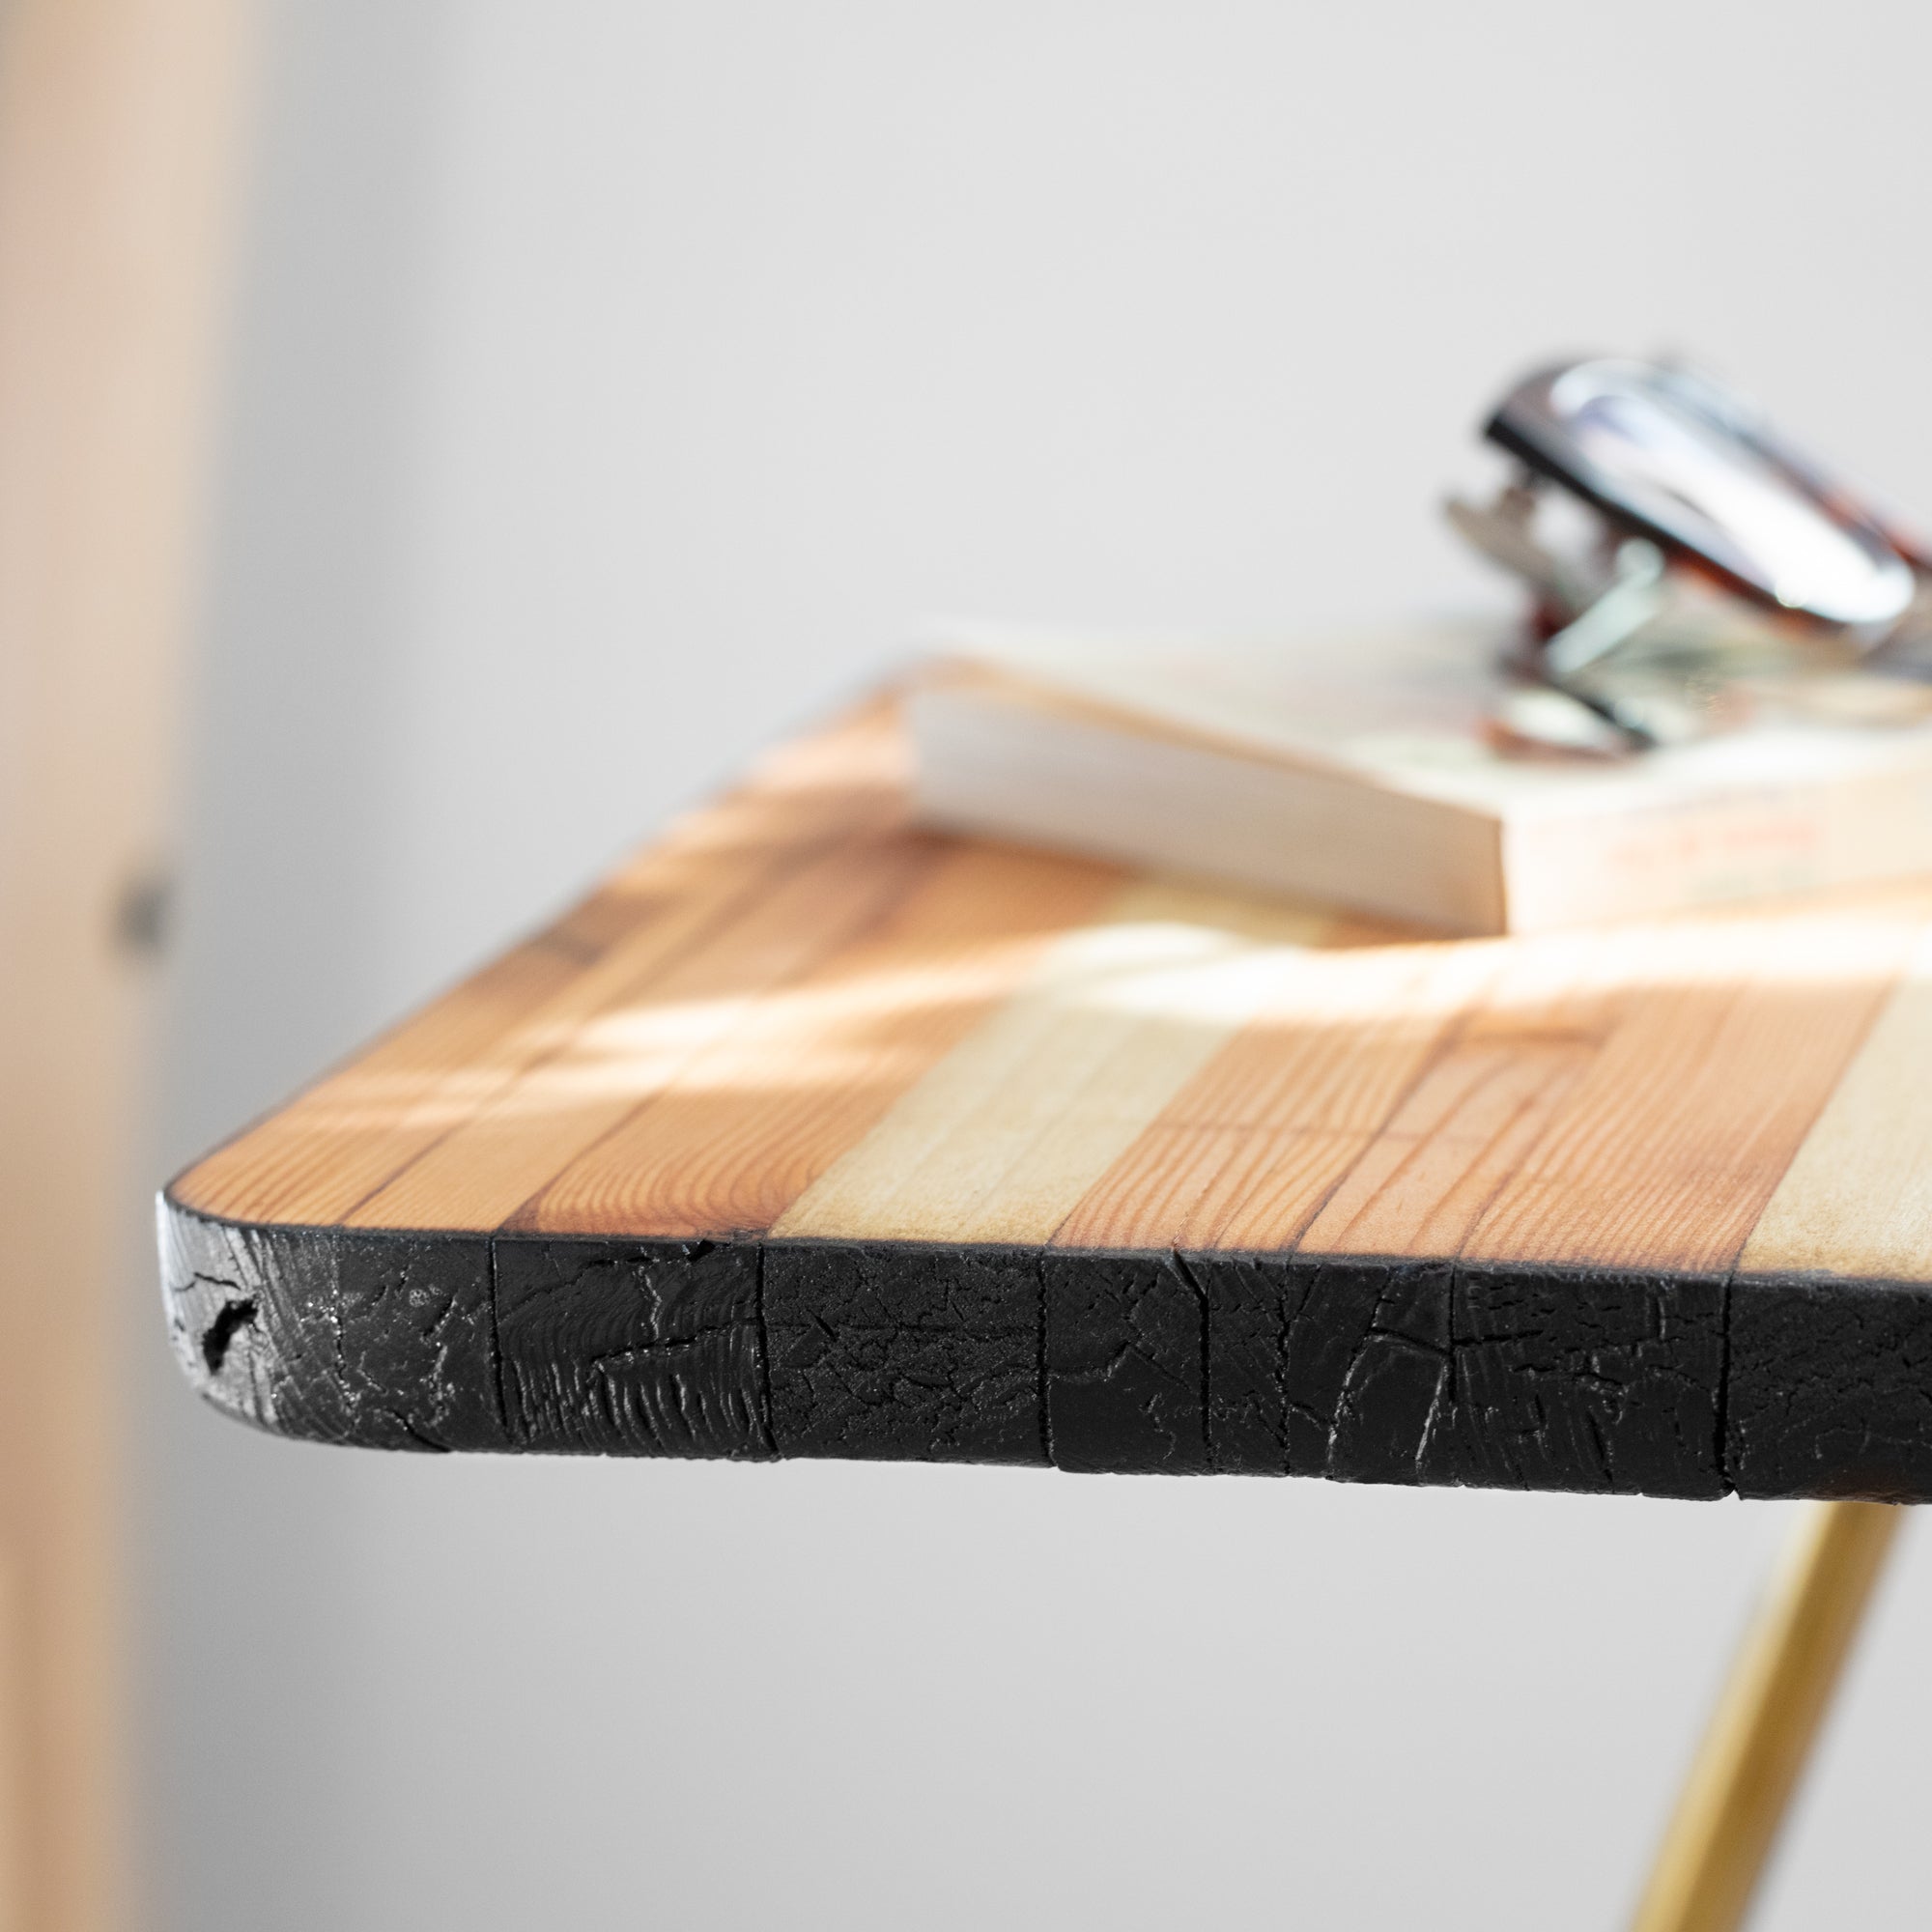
top-left (162, 699), bottom-right (1932, 1498)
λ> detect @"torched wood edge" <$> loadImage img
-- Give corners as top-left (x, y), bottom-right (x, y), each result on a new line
top-left (158, 1190), bottom-right (1932, 1499)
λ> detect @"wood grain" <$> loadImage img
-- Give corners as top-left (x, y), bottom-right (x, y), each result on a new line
top-left (1739, 921), bottom-right (1932, 1280)
top-left (1461, 895), bottom-right (1930, 1270)
top-left (775, 879), bottom-right (1330, 1243)
top-left (164, 706), bottom-right (1932, 1499)
top-left (347, 823), bottom-right (933, 1232)
top-left (519, 840), bottom-right (1123, 1237)
top-left (1053, 926), bottom-right (1495, 1250)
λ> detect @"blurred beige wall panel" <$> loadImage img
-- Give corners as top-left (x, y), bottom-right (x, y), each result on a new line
top-left (0, 1), bottom-right (252, 1927)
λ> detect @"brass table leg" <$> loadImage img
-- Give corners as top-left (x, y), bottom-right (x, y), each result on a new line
top-left (1630, 1499), bottom-right (1905, 1932)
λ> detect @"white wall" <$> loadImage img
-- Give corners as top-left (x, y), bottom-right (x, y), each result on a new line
top-left (144, 4), bottom-right (1932, 1926)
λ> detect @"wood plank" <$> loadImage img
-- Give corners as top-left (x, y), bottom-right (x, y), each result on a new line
top-left (1738, 922), bottom-right (1932, 1279)
top-left (1284, 915), bottom-right (1719, 1264)
top-left (1053, 926), bottom-right (1493, 1250)
top-left (1724, 922), bottom-right (1932, 1495)
top-left (1058, 891), bottom-right (1926, 1270)
top-left (1462, 893), bottom-right (1932, 1270)
top-left (348, 825), bottom-right (938, 1232)
top-left (174, 701), bottom-right (905, 1226)
top-left (1293, 1033), bottom-right (1594, 1257)
top-left (773, 879), bottom-right (1333, 1244)
top-left (517, 840), bottom-right (1124, 1237)
top-left (173, 937), bottom-right (587, 1225)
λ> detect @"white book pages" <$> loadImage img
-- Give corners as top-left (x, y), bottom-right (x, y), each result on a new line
top-left (927, 618), bottom-right (1932, 821)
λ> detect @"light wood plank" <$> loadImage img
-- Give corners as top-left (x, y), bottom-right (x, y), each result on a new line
top-left (773, 880), bottom-right (1333, 1244)
top-left (518, 841), bottom-right (1123, 1236)
top-left (1740, 922), bottom-right (1932, 1279)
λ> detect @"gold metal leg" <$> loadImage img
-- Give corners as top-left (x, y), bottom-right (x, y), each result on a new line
top-left (1630, 1499), bottom-right (1905, 1932)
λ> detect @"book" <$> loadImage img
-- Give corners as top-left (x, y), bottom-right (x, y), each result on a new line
top-left (905, 621), bottom-right (1932, 934)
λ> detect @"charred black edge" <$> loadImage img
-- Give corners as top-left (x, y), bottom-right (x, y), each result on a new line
top-left (157, 1190), bottom-right (1932, 1499)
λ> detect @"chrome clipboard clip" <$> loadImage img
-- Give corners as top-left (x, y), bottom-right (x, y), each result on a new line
top-left (1446, 358), bottom-right (1932, 753)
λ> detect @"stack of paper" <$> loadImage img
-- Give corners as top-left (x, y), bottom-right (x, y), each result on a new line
top-left (907, 622), bottom-right (1932, 933)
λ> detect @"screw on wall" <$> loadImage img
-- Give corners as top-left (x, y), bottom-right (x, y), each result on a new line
top-left (112, 864), bottom-right (174, 960)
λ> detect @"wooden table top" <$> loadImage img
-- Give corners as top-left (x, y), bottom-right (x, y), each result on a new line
top-left (162, 699), bottom-right (1932, 1499)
